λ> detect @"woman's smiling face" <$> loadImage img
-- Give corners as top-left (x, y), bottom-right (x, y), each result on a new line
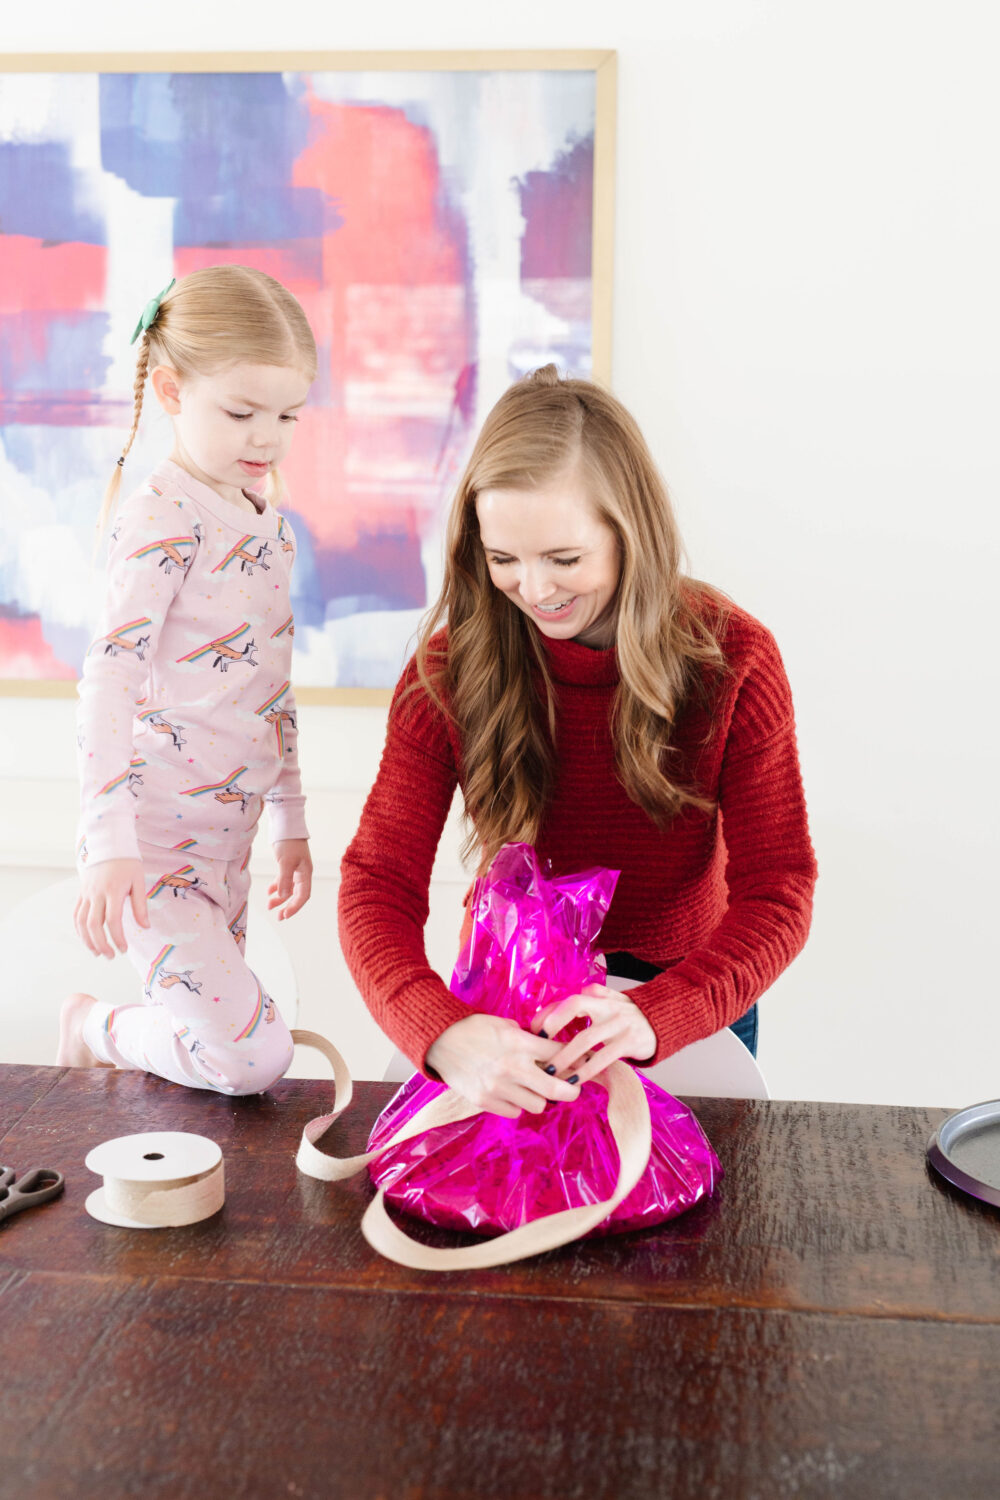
top-left (476, 470), bottom-right (621, 647)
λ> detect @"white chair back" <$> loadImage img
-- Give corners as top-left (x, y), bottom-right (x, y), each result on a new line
top-left (606, 973), bottom-right (769, 1099)
top-left (382, 974), bottom-right (769, 1099)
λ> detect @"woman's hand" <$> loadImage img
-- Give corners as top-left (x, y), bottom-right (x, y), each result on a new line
top-left (268, 839), bottom-right (313, 920)
top-left (75, 859), bottom-right (149, 958)
top-left (529, 984), bottom-right (657, 1087)
top-left (426, 1012), bottom-right (583, 1119)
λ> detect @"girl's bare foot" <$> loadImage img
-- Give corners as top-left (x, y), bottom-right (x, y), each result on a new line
top-left (57, 993), bottom-right (112, 1068)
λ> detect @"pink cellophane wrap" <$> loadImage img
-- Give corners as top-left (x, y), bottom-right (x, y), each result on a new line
top-left (367, 843), bottom-right (721, 1236)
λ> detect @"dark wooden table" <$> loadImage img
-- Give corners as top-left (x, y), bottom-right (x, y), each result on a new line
top-left (2, 1065), bottom-right (998, 1500)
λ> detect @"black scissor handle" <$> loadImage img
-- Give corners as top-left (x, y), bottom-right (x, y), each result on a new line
top-left (0, 1165), bottom-right (66, 1220)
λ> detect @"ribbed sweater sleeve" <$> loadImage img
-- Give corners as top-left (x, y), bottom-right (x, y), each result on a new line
top-left (338, 671), bottom-right (470, 1072)
top-left (339, 612), bottom-right (816, 1075)
top-left (635, 626), bottom-right (817, 1062)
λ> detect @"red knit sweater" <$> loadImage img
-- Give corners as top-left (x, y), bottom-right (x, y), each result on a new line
top-left (339, 603), bottom-right (817, 1072)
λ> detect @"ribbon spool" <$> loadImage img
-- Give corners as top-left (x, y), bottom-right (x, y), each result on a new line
top-left (84, 1131), bottom-right (224, 1229)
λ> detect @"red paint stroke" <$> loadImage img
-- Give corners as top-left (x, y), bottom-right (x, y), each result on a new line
top-left (292, 98), bottom-right (466, 284)
top-left (173, 242), bottom-right (324, 292)
top-left (0, 237), bottom-right (106, 314)
top-left (0, 397), bottom-right (126, 426)
top-left (0, 614), bottom-right (76, 680)
top-left (283, 97), bottom-right (473, 550)
top-left (172, 99), bottom-right (475, 567)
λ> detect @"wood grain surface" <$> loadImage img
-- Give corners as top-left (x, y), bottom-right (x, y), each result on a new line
top-left (2, 1064), bottom-right (999, 1500)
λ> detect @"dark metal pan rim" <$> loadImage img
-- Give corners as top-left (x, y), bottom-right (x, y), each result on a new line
top-left (927, 1099), bottom-right (1000, 1209)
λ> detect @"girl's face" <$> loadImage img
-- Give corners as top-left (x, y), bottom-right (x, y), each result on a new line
top-left (476, 472), bottom-right (621, 648)
top-left (152, 361), bottom-right (311, 506)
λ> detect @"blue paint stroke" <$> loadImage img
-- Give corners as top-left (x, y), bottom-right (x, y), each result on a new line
top-left (0, 143), bottom-right (106, 244)
top-left (318, 529), bottom-right (426, 616)
top-left (1, 425), bottom-right (111, 512)
top-left (280, 506), bottom-right (324, 629)
top-left (99, 73), bottom-right (343, 247)
top-left (0, 312), bottom-right (112, 397)
top-left (45, 619), bottom-right (90, 675)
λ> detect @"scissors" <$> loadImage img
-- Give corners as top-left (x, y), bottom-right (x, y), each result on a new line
top-left (0, 1164), bottom-right (65, 1224)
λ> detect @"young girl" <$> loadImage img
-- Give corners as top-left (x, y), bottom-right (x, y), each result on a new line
top-left (59, 265), bottom-right (316, 1095)
top-left (338, 365), bottom-right (817, 1117)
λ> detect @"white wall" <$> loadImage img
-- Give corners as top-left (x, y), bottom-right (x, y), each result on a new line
top-left (3, 1), bottom-right (998, 1105)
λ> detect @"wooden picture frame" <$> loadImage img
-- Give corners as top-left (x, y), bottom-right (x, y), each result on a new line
top-left (0, 50), bottom-right (616, 702)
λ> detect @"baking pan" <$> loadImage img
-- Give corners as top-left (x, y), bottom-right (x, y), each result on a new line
top-left (927, 1100), bottom-right (1000, 1208)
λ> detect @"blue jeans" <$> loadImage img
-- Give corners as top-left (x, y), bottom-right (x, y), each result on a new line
top-left (727, 1002), bottom-right (759, 1058)
top-left (603, 951), bottom-right (759, 1058)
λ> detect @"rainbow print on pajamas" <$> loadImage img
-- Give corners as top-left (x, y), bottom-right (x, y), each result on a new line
top-left (75, 460), bottom-right (307, 1094)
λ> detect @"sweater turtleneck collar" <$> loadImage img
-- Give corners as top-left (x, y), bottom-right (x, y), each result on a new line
top-left (536, 631), bottom-right (620, 687)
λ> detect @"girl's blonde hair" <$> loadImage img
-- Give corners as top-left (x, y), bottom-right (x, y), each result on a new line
top-left (100, 264), bottom-right (317, 530)
top-left (411, 364), bottom-right (729, 864)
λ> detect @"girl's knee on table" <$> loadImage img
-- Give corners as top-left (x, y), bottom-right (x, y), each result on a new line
top-left (191, 1013), bottom-right (295, 1096)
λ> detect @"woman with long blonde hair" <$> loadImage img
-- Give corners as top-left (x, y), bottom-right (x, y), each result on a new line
top-left (340, 365), bottom-right (817, 1116)
top-left (60, 265), bottom-right (317, 1095)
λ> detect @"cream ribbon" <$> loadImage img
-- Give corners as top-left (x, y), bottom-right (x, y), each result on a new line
top-left (103, 1161), bottom-right (224, 1226)
top-left (84, 1131), bottom-right (225, 1229)
top-left (290, 1028), bottom-right (653, 1271)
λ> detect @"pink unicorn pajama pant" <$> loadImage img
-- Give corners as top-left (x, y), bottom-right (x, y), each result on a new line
top-left (82, 840), bottom-right (294, 1094)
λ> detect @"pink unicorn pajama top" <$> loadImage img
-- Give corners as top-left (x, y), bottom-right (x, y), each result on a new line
top-left (76, 458), bottom-right (309, 867)
top-left (73, 460), bottom-right (309, 1093)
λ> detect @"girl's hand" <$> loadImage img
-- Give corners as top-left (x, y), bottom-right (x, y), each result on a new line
top-left (75, 859), bottom-right (149, 958)
top-left (268, 839), bottom-right (313, 920)
top-left (529, 984), bottom-right (657, 1087)
top-left (426, 1012), bottom-right (583, 1119)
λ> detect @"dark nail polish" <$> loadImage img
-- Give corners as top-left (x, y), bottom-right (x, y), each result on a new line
top-left (544, 1064), bottom-right (557, 1076)
top-left (567, 1074), bottom-right (579, 1086)
top-left (538, 1029), bottom-right (549, 1039)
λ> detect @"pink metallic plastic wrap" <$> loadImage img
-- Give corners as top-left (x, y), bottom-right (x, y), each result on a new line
top-left (367, 843), bottom-right (721, 1236)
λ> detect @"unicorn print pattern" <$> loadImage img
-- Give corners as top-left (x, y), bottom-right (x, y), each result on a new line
top-left (141, 711), bottom-right (187, 750)
top-left (75, 459), bottom-right (306, 1096)
top-left (103, 622), bottom-right (152, 660)
top-left (86, 840), bottom-right (294, 1095)
top-left (76, 459), bottom-right (306, 868)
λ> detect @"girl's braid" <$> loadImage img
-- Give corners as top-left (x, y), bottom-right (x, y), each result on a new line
top-left (118, 335), bottom-right (150, 469)
top-left (97, 335), bottom-right (151, 535)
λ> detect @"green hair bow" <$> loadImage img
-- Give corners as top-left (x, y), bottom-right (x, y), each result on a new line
top-left (130, 278), bottom-right (176, 345)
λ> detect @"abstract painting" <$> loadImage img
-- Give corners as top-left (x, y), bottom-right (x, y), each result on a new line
top-left (0, 52), bottom-right (615, 696)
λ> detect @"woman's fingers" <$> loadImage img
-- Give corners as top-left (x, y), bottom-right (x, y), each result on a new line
top-left (478, 1069), bottom-right (579, 1118)
top-left (546, 1017), bottom-right (620, 1077)
top-left (525, 1060), bottom-right (581, 1104)
top-left (427, 1012), bottom-right (585, 1118)
top-left (530, 987), bottom-right (657, 1085)
top-left (504, 1082), bottom-right (550, 1116)
top-left (481, 1096), bottom-right (522, 1120)
top-left (531, 995), bottom-right (588, 1039)
top-left (465, 1049), bottom-right (580, 1115)
top-left (560, 1041), bottom-right (628, 1088)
